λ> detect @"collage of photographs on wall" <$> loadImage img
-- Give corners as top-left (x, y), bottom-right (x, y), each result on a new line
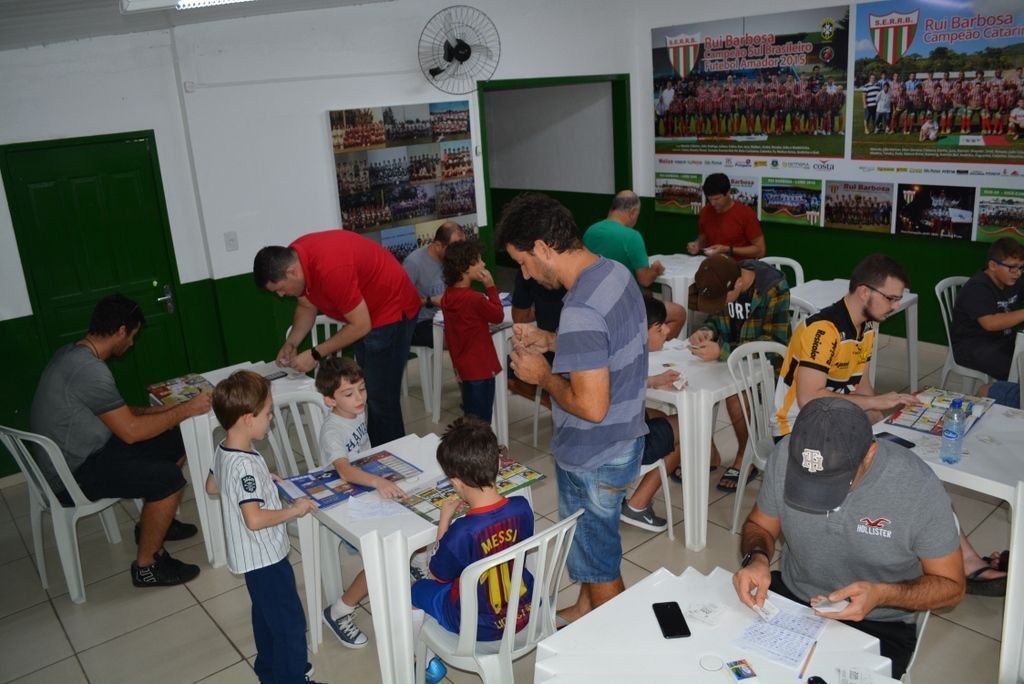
top-left (652, 0), bottom-right (1024, 245)
top-left (329, 100), bottom-right (478, 262)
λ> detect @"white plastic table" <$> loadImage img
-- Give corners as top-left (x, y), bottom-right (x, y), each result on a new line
top-left (535, 566), bottom-right (894, 683)
top-left (873, 406), bottom-right (1024, 684)
top-left (651, 253), bottom-right (705, 333)
top-left (165, 361), bottom-right (314, 567)
top-left (789, 278), bottom-right (920, 392)
top-left (645, 340), bottom-right (737, 551)
top-left (431, 307), bottom-right (513, 445)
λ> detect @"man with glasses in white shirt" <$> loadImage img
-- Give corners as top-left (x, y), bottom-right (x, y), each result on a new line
top-left (951, 237), bottom-right (1024, 381)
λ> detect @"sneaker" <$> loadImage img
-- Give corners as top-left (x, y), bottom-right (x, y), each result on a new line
top-left (134, 519), bottom-right (198, 545)
top-left (131, 549), bottom-right (200, 587)
top-left (619, 500), bottom-right (667, 533)
top-left (322, 607), bottom-right (368, 648)
top-left (425, 657), bottom-right (447, 684)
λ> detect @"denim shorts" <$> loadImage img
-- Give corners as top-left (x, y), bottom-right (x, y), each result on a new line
top-left (987, 381), bottom-right (1020, 409)
top-left (557, 438), bottom-right (642, 583)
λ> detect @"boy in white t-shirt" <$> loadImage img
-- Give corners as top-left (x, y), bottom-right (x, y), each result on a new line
top-left (314, 357), bottom-right (405, 648)
top-left (206, 371), bottom-right (320, 684)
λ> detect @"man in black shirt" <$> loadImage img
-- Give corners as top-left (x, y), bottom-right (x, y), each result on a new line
top-left (951, 238), bottom-right (1024, 380)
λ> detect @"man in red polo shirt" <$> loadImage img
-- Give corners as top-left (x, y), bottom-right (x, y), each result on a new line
top-left (687, 173), bottom-right (766, 261)
top-left (254, 230), bottom-right (421, 445)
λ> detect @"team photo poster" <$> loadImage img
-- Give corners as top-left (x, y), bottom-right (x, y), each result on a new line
top-left (852, 0), bottom-right (1024, 164)
top-left (653, 6), bottom-right (851, 159)
top-left (329, 101), bottom-right (477, 262)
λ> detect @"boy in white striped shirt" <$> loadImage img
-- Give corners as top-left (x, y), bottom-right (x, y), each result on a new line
top-left (206, 371), bottom-right (321, 684)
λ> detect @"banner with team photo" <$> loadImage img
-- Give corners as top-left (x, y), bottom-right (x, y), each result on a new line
top-left (895, 183), bottom-right (977, 240)
top-left (824, 180), bottom-right (894, 233)
top-left (977, 187), bottom-right (1024, 243)
top-left (329, 100), bottom-right (476, 256)
top-left (852, 0), bottom-right (1024, 165)
top-left (729, 175), bottom-right (761, 211)
top-left (761, 177), bottom-right (823, 225)
top-left (655, 172), bottom-right (704, 214)
top-left (652, 6), bottom-right (850, 159)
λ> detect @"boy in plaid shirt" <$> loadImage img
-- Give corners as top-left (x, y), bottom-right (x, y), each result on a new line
top-left (687, 255), bottom-right (790, 492)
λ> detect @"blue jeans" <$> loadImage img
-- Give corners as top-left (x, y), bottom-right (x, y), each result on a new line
top-left (245, 557), bottom-right (307, 684)
top-left (461, 377), bottom-right (495, 423)
top-left (557, 438), bottom-right (642, 583)
top-left (354, 316), bottom-right (416, 446)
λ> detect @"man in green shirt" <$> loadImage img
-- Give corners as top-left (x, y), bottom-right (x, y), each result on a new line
top-left (583, 190), bottom-right (686, 338)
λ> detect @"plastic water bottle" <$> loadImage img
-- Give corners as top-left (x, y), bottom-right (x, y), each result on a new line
top-left (939, 398), bottom-right (965, 465)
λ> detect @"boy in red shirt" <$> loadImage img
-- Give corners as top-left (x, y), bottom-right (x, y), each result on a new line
top-left (441, 240), bottom-right (505, 422)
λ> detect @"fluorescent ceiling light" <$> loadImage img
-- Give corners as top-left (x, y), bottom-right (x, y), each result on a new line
top-left (121, 0), bottom-right (258, 11)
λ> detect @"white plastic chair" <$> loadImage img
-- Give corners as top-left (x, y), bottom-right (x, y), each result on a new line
top-left (935, 277), bottom-right (991, 393)
top-left (761, 256), bottom-right (805, 287)
top-left (266, 389), bottom-right (328, 476)
top-left (415, 509), bottom-right (584, 684)
top-left (789, 296), bottom-right (816, 335)
top-left (726, 341), bottom-right (789, 534)
top-left (901, 609), bottom-right (931, 683)
top-left (408, 345), bottom-right (434, 414)
top-left (635, 458), bottom-right (675, 541)
top-left (0, 425), bottom-right (124, 604)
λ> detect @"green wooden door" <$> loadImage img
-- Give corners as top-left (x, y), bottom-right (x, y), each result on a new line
top-left (1, 132), bottom-right (190, 404)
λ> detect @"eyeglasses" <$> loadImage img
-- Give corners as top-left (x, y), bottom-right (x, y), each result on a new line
top-left (865, 284), bottom-right (903, 303)
top-left (994, 260), bottom-right (1024, 275)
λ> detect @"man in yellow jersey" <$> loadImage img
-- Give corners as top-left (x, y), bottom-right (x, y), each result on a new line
top-left (773, 254), bottom-right (918, 437)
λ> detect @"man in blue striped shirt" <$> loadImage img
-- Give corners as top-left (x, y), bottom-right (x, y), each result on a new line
top-left (501, 193), bottom-right (648, 622)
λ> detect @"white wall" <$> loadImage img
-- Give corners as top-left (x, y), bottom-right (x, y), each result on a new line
top-left (0, 0), bottom-right (826, 320)
top-left (485, 82), bottom-right (615, 194)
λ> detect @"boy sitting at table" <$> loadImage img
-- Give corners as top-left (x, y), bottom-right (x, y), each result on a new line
top-left (205, 371), bottom-right (321, 684)
top-left (619, 295), bottom-right (682, 533)
top-left (314, 356), bottom-right (406, 648)
top-left (441, 239), bottom-right (506, 423)
top-left (412, 416), bottom-right (535, 642)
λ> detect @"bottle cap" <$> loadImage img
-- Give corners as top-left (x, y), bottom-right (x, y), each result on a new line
top-left (950, 398), bottom-right (963, 408)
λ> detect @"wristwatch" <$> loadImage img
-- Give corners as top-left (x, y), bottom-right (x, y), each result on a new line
top-left (310, 346), bottom-right (323, 363)
top-left (728, 246), bottom-right (735, 257)
top-left (740, 549), bottom-right (769, 568)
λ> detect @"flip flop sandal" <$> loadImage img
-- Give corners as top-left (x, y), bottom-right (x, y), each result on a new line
top-left (716, 466), bottom-right (760, 493)
top-left (965, 567), bottom-right (1007, 597)
top-left (982, 549), bottom-right (1009, 573)
top-left (670, 467), bottom-right (682, 484)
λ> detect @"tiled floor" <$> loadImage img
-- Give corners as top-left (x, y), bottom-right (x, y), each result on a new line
top-left (0, 333), bottom-right (1010, 683)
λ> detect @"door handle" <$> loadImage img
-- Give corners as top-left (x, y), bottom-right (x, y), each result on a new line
top-left (157, 284), bottom-right (175, 313)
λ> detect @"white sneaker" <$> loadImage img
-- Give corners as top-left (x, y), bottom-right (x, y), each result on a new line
top-left (323, 607), bottom-right (368, 648)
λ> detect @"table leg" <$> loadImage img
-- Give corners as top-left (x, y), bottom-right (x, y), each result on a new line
top-left (197, 416), bottom-right (227, 568)
top-left (298, 513), bottom-right (322, 652)
top-left (998, 481), bottom-right (1024, 684)
top-left (906, 300), bottom-right (919, 392)
top-left (493, 329), bottom-right (509, 446)
top-left (432, 324), bottom-right (443, 424)
top-left (319, 524), bottom-right (343, 607)
top-left (179, 418), bottom-right (215, 565)
top-left (680, 389), bottom-right (714, 551)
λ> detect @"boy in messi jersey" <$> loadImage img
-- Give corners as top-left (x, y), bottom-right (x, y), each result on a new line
top-left (412, 417), bottom-right (534, 640)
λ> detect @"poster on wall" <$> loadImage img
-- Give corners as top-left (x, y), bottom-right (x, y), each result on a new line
top-left (330, 100), bottom-right (477, 260)
top-left (852, 0), bottom-right (1024, 165)
top-left (977, 187), bottom-right (1024, 242)
top-left (655, 172), bottom-right (704, 214)
top-left (824, 180), bottom-right (894, 233)
top-left (652, 6), bottom-right (850, 160)
top-left (729, 175), bottom-right (761, 210)
top-left (895, 183), bottom-right (977, 239)
top-left (760, 177), bottom-right (823, 225)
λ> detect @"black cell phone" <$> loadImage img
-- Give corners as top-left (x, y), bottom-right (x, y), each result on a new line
top-left (263, 370), bottom-right (287, 381)
top-left (876, 431), bottom-right (915, 449)
top-left (652, 601), bottom-right (691, 638)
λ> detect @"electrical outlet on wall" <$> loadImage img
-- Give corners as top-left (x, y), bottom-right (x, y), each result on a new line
top-left (224, 231), bottom-right (239, 252)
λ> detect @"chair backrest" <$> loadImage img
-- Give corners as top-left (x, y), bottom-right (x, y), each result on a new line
top-left (934, 276), bottom-right (969, 347)
top-left (788, 297), bottom-right (816, 335)
top-left (727, 341), bottom-right (789, 463)
top-left (286, 315), bottom-right (346, 348)
top-left (761, 256), bottom-right (805, 287)
top-left (267, 390), bottom-right (329, 476)
top-left (0, 425), bottom-right (91, 510)
top-left (450, 508), bottom-right (584, 660)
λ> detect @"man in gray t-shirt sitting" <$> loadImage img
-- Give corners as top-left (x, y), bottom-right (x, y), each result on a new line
top-left (402, 221), bottom-right (465, 347)
top-left (732, 397), bottom-right (964, 679)
top-left (30, 294), bottom-right (211, 588)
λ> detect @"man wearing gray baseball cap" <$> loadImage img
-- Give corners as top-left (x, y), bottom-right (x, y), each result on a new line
top-left (732, 397), bottom-right (964, 679)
